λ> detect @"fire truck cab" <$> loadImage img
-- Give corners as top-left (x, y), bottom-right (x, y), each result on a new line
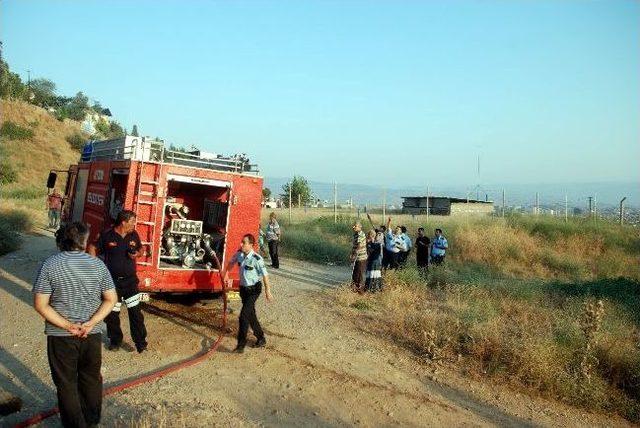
top-left (52, 136), bottom-right (263, 294)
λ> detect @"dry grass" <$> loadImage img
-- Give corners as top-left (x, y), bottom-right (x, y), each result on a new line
top-left (0, 99), bottom-right (85, 196)
top-left (317, 211), bottom-right (640, 421)
top-left (0, 99), bottom-right (87, 232)
top-left (336, 267), bottom-right (640, 422)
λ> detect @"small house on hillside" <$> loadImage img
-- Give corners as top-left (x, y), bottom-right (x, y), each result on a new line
top-left (402, 196), bottom-right (494, 216)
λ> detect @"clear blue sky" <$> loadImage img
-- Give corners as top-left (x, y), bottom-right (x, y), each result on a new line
top-left (2, 0), bottom-right (638, 187)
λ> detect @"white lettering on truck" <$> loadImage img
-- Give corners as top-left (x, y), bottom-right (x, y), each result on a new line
top-left (87, 192), bottom-right (105, 206)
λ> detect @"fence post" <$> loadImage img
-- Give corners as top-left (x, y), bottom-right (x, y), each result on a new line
top-left (620, 197), bottom-right (627, 225)
top-left (288, 181), bottom-right (292, 224)
top-left (502, 188), bottom-right (505, 217)
top-left (535, 192), bottom-right (539, 216)
top-left (333, 181), bottom-right (337, 223)
top-left (426, 185), bottom-right (430, 223)
top-left (564, 194), bottom-right (568, 222)
top-left (382, 188), bottom-right (386, 221)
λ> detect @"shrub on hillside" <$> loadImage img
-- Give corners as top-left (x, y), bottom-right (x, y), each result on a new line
top-left (0, 145), bottom-right (17, 184)
top-left (0, 186), bottom-right (47, 200)
top-left (1, 208), bottom-right (33, 231)
top-left (0, 121), bottom-right (34, 140)
top-left (0, 209), bottom-right (32, 256)
top-left (0, 222), bottom-right (22, 256)
top-left (66, 132), bottom-right (86, 151)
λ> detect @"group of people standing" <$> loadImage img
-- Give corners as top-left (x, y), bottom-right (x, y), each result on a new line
top-left (350, 217), bottom-right (448, 293)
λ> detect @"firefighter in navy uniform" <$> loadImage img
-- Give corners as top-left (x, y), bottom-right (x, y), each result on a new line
top-left (223, 233), bottom-right (273, 353)
top-left (89, 210), bottom-right (149, 353)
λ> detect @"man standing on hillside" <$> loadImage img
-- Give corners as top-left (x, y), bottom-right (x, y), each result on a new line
top-left (88, 210), bottom-right (149, 353)
top-left (399, 226), bottom-right (412, 267)
top-left (350, 221), bottom-right (368, 292)
top-left (415, 227), bottom-right (430, 271)
top-left (385, 217), bottom-right (407, 270)
top-left (431, 228), bottom-right (448, 266)
top-left (46, 188), bottom-right (63, 229)
top-left (265, 212), bottom-right (281, 269)
top-left (33, 222), bottom-right (117, 427)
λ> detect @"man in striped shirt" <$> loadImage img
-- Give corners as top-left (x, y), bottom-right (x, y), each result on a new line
top-left (33, 222), bottom-right (117, 428)
top-left (350, 221), bottom-right (368, 293)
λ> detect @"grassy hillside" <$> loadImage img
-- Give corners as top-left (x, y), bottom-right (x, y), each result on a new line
top-left (268, 210), bottom-right (640, 421)
top-left (0, 99), bottom-right (86, 225)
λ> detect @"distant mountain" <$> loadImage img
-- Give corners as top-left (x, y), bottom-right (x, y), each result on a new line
top-left (264, 177), bottom-right (639, 209)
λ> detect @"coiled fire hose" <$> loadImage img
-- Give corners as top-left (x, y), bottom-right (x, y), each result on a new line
top-left (14, 255), bottom-right (231, 428)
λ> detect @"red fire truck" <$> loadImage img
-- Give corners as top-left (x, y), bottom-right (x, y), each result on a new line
top-left (49, 136), bottom-right (263, 294)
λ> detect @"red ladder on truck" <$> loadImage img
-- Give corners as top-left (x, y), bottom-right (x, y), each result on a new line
top-left (133, 158), bottom-right (163, 267)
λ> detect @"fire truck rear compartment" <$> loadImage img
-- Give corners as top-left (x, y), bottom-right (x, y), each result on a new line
top-left (159, 180), bottom-right (229, 270)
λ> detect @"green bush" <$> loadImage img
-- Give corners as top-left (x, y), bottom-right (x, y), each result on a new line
top-left (0, 186), bottom-right (47, 200)
top-left (0, 145), bottom-right (17, 184)
top-left (0, 121), bottom-right (34, 141)
top-left (1, 209), bottom-right (33, 232)
top-left (0, 222), bottom-right (22, 256)
top-left (66, 132), bottom-right (86, 151)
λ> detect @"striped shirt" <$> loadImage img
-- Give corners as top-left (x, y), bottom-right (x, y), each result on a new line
top-left (32, 251), bottom-right (115, 336)
top-left (352, 231), bottom-right (368, 261)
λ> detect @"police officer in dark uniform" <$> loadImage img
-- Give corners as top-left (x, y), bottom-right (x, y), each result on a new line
top-left (89, 210), bottom-right (148, 353)
top-left (223, 233), bottom-right (273, 353)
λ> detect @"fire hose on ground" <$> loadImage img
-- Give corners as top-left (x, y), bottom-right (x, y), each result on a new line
top-left (13, 256), bottom-right (232, 428)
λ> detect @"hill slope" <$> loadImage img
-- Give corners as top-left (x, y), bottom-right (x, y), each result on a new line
top-left (0, 99), bottom-right (84, 194)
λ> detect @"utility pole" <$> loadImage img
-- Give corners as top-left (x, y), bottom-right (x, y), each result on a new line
top-left (426, 185), bottom-right (430, 223)
top-left (535, 192), bottom-right (539, 216)
top-left (564, 194), bottom-right (568, 223)
top-left (288, 181), bottom-right (292, 224)
top-left (620, 197), bottom-right (626, 225)
top-left (333, 181), bottom-right (337, 223)
top-left (502, 189), bottom-right (506, 218)
top-left (382, 188), bottom-right (386, 221)
top-left (587, 196), bottom-right (593, 219)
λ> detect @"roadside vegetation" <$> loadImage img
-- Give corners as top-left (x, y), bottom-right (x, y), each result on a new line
top-left (270, 210), bottom-right (640, 421)
top-left (0, 208), bottom-right (33, 255)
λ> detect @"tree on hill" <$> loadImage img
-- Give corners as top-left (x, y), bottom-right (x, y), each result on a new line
top-left (29, 78), bottom-right (56, 107)
top-left (281, 176), bottom-right (311, 207)
top-left (262, 187), bottom-right (272, 200)
top-left (0, 59), bottom-right (26, 100)
top-left (131, 124), bottom-right (139, 136)
top-left (65, 92), bottom-right (89, 120)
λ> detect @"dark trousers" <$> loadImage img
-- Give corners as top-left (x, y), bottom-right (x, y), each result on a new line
top-left (47, 334), bottom-right (102, 428)
top-left (105, 278), bottom-right (147, 350)
top-left (238, 282), bottom-right (265, 347)
top-left (352, 259), bottom-right (367, 289)
top-left (268, 240), bottom-right (280, 268)
top-left (432, 254), bottom-right (445, 266)
top-left (417, 252), bottom-right (429, 269)
top-left (385, 252), bottom-right (399, 270)
top-left (382, 248), bottom-right (390, 269)
top-left (398, 250), bottom-right (411, 267)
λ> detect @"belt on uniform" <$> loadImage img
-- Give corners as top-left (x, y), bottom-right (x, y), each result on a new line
top-left (242, 281), bottom-right (262, 289)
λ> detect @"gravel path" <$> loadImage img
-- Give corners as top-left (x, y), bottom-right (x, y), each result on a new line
top-left (0, 232), bottom-right (632, 427)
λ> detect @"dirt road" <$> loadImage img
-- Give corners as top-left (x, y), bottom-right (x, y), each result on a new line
top-left (0, 232), bottom-right (631, 427)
